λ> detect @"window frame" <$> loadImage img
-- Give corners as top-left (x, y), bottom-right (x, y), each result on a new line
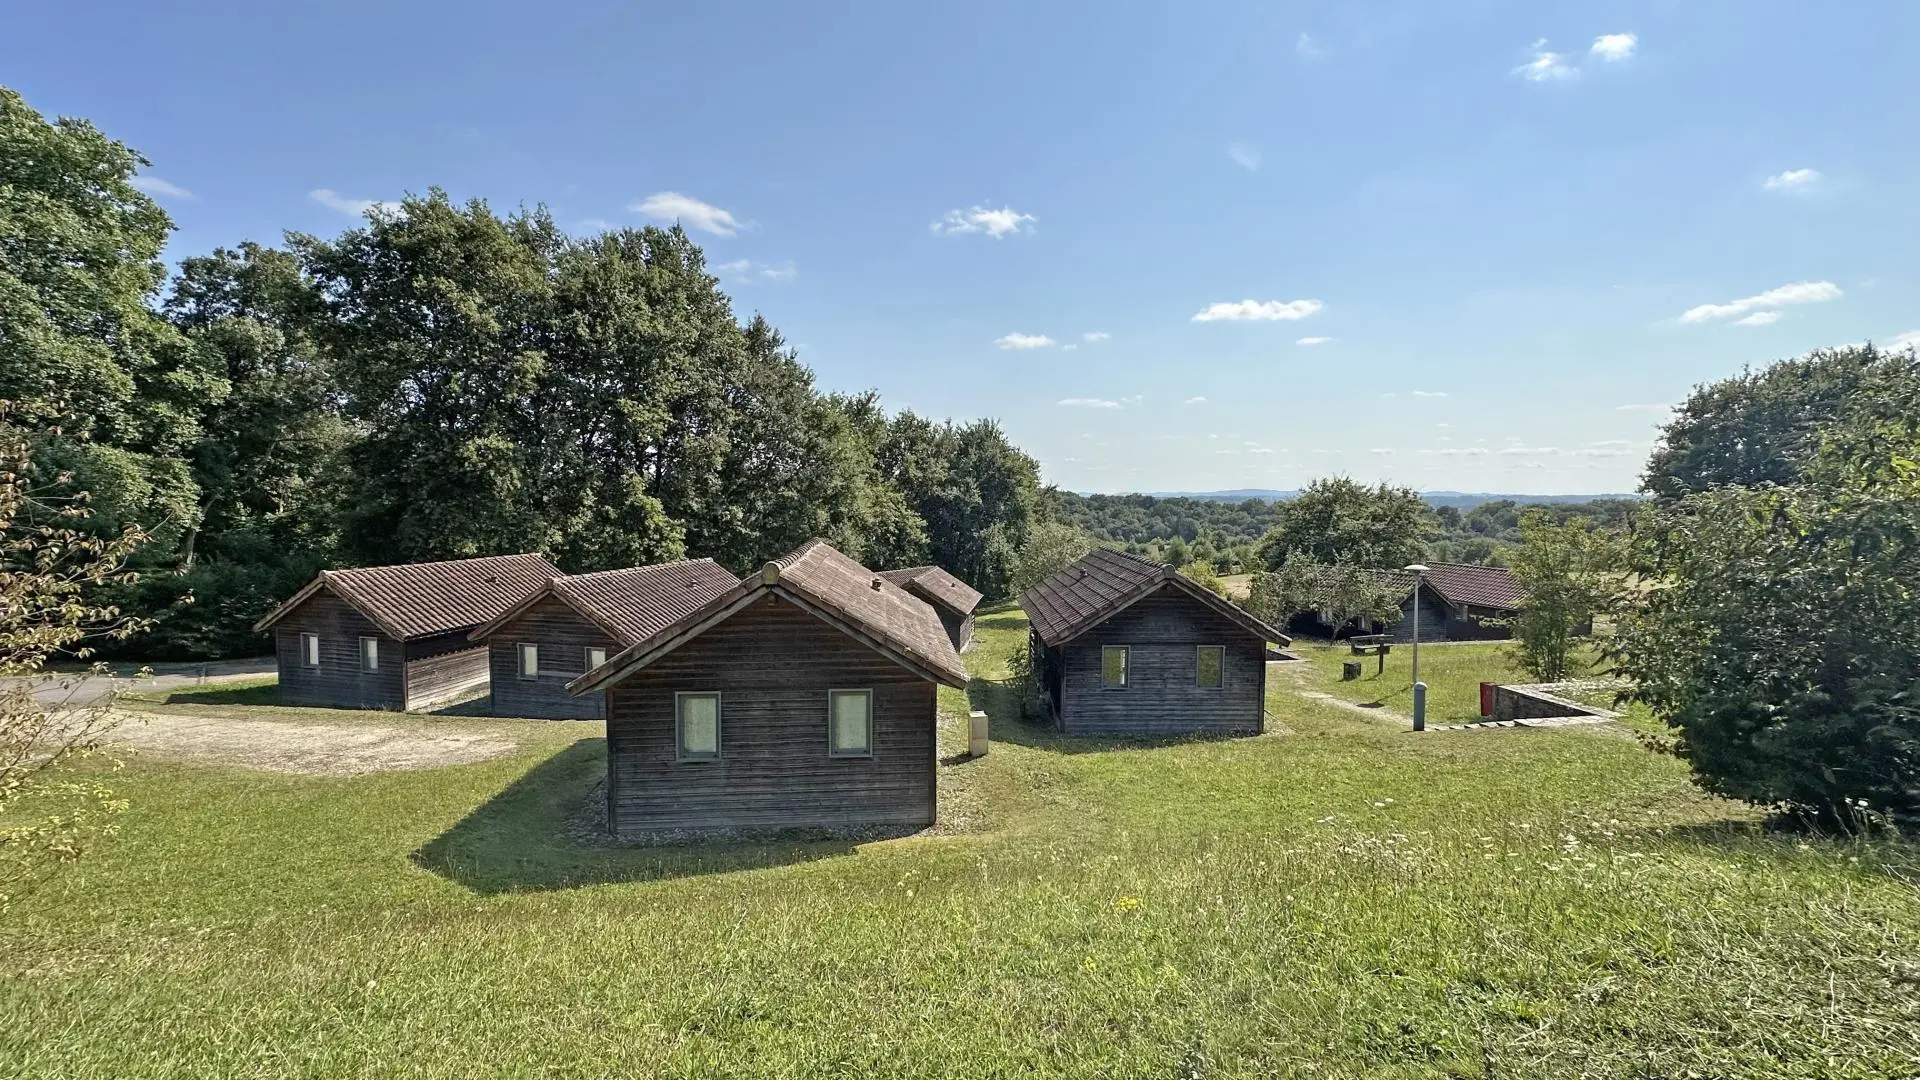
top-left (359, 635), bottom-right (380, 672)
top-left (1195, 644), bottom-right (1226, 690)
top-left (1100, 644), bottom-right (1130, 690)
top-left (300, 632), bottom-right (320, 668)
top-left (826, 688), bottom-right (875, 759)
top-left (584, 646), bottom-right (608, 672)
top-left (675, 691), bottom-right (722, 763)
top-left (516, 641), bottom-right (539, 681)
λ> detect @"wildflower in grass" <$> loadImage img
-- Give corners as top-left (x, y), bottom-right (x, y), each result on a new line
top-left (1113, 896), bottom-right (1142, 912)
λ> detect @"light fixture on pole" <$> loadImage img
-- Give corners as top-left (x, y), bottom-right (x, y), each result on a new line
top-left (1404, 564), bottom-right (1430, 730)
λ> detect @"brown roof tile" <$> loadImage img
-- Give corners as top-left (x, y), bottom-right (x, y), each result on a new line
top-left (876, 564), bottom-right (983, 616)
top-left (1019, 548), bottom-right (1288, 647)
top-left (552, 559), bottom-right (740, 644)
top-left (255, 553), bottom-right (560, 640)
top-left (1418, 563), bottom-right (1525, 611)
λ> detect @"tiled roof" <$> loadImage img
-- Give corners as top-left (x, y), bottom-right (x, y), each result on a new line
top-left (554, 559), bottom-right (741, 644)
top-left (571, 539), bottom-right (969, 694)
top-left (876, 564), bottom-right (984, 616)
top-left (1419, 563), bottom-right (1525, 611)
top-left (1019, 548), bottom-right (1288, 647)
top-left (255, 553), bottom-right (560, 640)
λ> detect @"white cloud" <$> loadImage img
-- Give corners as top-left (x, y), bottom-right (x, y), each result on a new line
top-left (714, 258), bottom-right (797, 284)
top-left (1763, 168), bottom-right (1822, 192)
top-left (1296, 32), bottom-right (1321, 58)
top-left (1227, 143), bottom-right (1261, 172)
top-left (1733, 311), bottom-right (1780, 326)
top-left (1192, 298), bottom-right (1324, 322)
top-left (1499, 446), bottom-right (1560, 456)
top-left (1370, 448), bottom-right (1395, 455)
top-left (1590, 33), bottom-right (1637, 61)
top-left (1681, 280), bottom-right (1842, 323)
top-left (930, 205), bottom-right (1035, 238)
top-left (130, 175), bottom-right (192, 199)
top-left (1514, 42), bottom-right (1577, 81)
top-left (1082, 331), bottom-right (1110, 342)
top-left (1884, 328), bottom-right (1920, 350)
top-left (1184, 396), bottom-right (1207, 405)
top-left (1295, 335), bottom-right (1333, 346)
top-left (310, 189), bottom-right (401, 217)
top-left (1571, 447), bottom-right (1635, 457)
top-left (631, 191), bottom-right (744, 236)
top-left (1410, 390), bottom-right (1448, 398)
top-left (1419, 447), bottom-right (1489, 457)
top-left (576, 217), bottom-right (615, 231)
top-left (994, 332), bottom-right (1056, 350)
top-left (1058, 397), bottom-right (1122, 408)
top-left (1062, 344), bottom-right (1079, 351)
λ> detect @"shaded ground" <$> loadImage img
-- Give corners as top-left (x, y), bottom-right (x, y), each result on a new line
top-left (13, 657), bottom-right (277, 709)
top-left (105, 709), bottom-right (519, 775)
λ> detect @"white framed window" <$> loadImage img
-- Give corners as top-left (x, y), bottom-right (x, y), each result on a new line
top-left (676, 692), bottom-right (721, 762)
top-left (584, 646), bottom-right (608, 671)
top-left (1196, 645), bottom-right (1225, 689)
top-left (828, 689), bottom-right (873, 758)
top-left (1101, 645), bottom-right (1129, 689)
top-left (517, 642), bottom-right (539, 680)
top-left (300, 633), bottom-right (320, 667)
top-left (359, 636), bottom-right (380, 672)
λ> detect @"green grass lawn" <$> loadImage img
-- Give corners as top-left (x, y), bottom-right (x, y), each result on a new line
top-left (4, 609), bottom-right (1916, 1077)
top-left (1292, 638), bottom-right (1599, 726)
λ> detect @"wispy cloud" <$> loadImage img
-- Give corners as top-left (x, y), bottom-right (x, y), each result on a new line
top-left (1590, 33), bottom-right (1637, 61)
top-left (1227, 143), bottom-right (1261, 172)
top-left (310, 188), bottom-right (401, 217)
top-left (1681, 280), bottom-right (1842, 323)
top-left (1193, 298), bottom-right (1324, 322)
top-left (1733, 311), bottom-right (1780, 326)
top-left (1295, 32), bottom-right (1321, 59)
top-left (1890, 329), bottom-right (1920, 351)
top-left (576, 217), bottom-right (615, 232)
top-left (1184, 396), bottom-right (1207, 405)
top-left (1370, 448), bottom-right (1395, 455)
top-left (1296, 335), bottom-right (1333, 346)
top-left (994, 332), bottom-right (1056, 350)
top-left (1763, 168), bottom-right (1822, 192)
top-left (1082, 331), bottom-right (1110, 343)
top-left (1514, 40), bottom-right (1577, 81)
top-left (130, 175), bottom-right (192, 199)
top-left (631, 191), bottom-right (743, 236)
top-left (715, 258), bottom-right (796, 283)
top-left (1411, 390), bottom-right (1448, 398)
top-left (1058, 397), bottom-right (1122, 409)
top-left (931, 205), bottom-right (1035, 238)
top-left (1419, 447), bottom-right (1490, 457)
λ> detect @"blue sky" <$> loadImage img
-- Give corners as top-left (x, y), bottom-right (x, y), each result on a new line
top-left (9, 1), bottom-right (1917, 495)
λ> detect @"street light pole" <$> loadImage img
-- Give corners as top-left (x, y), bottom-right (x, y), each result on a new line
top-left (1404, 564), bottom-right (1430, 730)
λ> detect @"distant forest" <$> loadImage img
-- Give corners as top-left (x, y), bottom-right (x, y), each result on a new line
top-left (1047, 491), bottom-right (1641, 571)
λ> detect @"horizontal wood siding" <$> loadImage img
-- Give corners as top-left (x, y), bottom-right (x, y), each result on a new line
top-left (605, 595), bottom-right (937, 835)
top-left (485, 596), bottom-right (616, 720)
top-left (271, 593), bottom-right (405, 709)
top-left (403, 632), bottom-right (491, 711)
top-left (1059, 589), bottom-right (1266, 737)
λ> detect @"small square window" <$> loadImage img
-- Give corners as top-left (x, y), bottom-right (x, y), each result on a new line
top-left (585, 646), bottom-right (608, 671)
top-left (676, 692), bottom-right (721, 761)
top-left (300, 633), bottom-right (320, 667)
top-left (1101, 645), bottom-right (1129, 689)
top-left (828, 689), bottom-right (873, 757)
top-left (1196, 645), bottom-right (1225, 689)
top-left (517, 642), bottom-right (539, 680)
top-left (359, 636), bottom-right (379, 672)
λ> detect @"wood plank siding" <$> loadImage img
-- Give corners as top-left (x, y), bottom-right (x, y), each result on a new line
top-left (271, 593), bottom-right (406, 710)
top-left (487, 596), bottom-right (618, 720)
top-left (402, 632), bottom-right (491, 711)
top-left (936, 607), bottom-right (975, 652)
top-left (1049, 589), bottom-right (1267, 737)
top-left (604, 595), bottom-right (938, 836)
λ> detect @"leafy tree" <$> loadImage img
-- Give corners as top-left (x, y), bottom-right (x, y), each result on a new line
top-left (1245, 559), bottom-right (1404, 638)
top-left (1256, 477), bottom-right (1430, 570)
top-left (1502, 510), bottom-right (1617, 681)
top-left (895, 417), bottom-right (1039, 600)
top-left (1177, 560), bottom-right (1226, 597)
top-left (1009, 519), bottom-right (1094, 597)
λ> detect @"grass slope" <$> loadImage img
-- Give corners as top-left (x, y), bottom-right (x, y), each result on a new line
top-left (3, 608), bottom-right (1915, 1078)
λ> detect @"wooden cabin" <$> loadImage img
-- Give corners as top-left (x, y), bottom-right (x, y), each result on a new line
top-left (252, 553), bottom-right (559, 711)
top-left (568, 539), bottom-right (968, 838)
top-left (467, 559), bottom-right (739, 720)
top-left (1020, 549), bottom-right (1288, 738)
top-left (1288, 563), bottom-right (1534, 643)
top-left (876, 564), bottom-right (982, 651)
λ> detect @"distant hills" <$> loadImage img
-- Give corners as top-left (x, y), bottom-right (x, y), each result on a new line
top-left (1128, 490), bottom-right (1642, 510)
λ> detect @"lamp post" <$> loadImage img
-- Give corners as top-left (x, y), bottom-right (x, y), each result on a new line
top-left (1404, 563), bottom-right (1430, 730)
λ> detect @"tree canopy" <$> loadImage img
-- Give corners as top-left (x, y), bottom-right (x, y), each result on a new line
top-left (1256, 477), bottom-right (1431, 571)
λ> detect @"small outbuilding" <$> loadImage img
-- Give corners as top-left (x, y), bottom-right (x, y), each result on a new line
top-left (569, 539), bottom-right (969, 838)
top-left (876, 564), bottom-right (982, 651)
top-left (467, 559), bottom-right (739, 720)
top-left (1020, 549), bottom-right (1289, 738)
top-left (1289, 563), bottom-right (1529, 643)
top-left (253, 553), bottom-right (560, 711)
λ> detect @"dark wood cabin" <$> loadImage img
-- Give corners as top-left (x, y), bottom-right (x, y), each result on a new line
top-left (876, 564), bottom-right (982, 651)
top-left (1288, 563), bottom-right (1539, 643)
top-left (467, 559), bottom-right (739, 720)
top-left (1020, 549), bottom-right (1288, 738)
top-left (252, 553), bottom-right (559, 711)
top-left (568, 539), bottom-right (969, 838)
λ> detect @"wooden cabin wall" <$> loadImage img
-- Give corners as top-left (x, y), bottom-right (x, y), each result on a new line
top-left (485, 596), bottom-right (617, 720)
top-left (1056, 589), bottom-right (1266, 737)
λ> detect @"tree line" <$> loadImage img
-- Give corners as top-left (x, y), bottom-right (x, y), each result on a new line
top-left (1, 86), bottom-right (1040, 659)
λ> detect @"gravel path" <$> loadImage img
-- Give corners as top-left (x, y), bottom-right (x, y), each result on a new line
top-left (105, 710), bottom-right (519, 776)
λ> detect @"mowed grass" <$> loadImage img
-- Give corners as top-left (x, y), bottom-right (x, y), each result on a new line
top-left (3, 609), bottom-right (1917, 1077)
top-left (1293, 638), bottom-right (1599, 726)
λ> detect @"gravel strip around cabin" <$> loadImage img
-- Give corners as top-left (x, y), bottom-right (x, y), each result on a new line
top-left (105, 710), bottom-right (519, 775)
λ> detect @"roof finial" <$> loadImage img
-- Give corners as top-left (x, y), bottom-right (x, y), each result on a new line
top-left (761, 561), bottom-right (781, 585)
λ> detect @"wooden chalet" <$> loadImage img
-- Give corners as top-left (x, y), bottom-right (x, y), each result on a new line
top-left (875, 564), bottom-right (983, 651)
top-left (467, 559), bottom-right (740, 720)
top-left (1020, 549), bottom-right (1288, 738)
top-left (1290, 563), bottom-right (1529, 643)
top-left (568, 539), bottom-right (969, 838)
top-left (253, 553), bottom-right (559, 711)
